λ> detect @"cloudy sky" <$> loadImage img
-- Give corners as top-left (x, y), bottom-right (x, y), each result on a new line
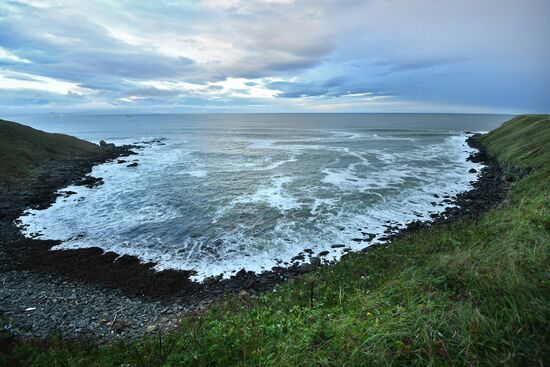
top-left (1, 0), bottom-right (549, 114)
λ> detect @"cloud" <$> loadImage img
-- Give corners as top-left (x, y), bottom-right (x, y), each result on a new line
top-left (0, 0), bottom-right (548, 113)
top-left (266, 79), bottom-right (390, 100)
top-left (0, 70), bottom-right (92, 95)
top-left (0, 47), bottom-right (31, 64)
top-left (135, 77), bottom-right (278, 100)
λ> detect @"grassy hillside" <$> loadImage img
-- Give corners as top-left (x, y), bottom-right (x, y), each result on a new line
top-left (477, 114), bottom-right (550, 172)
top-left (0, 119), bottom-right (101, 182)
top-left (3, 115), bottom-right (549, 366)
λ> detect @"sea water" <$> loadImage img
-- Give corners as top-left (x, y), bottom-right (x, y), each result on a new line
top-left (13, 113), bottom-right (509, 280)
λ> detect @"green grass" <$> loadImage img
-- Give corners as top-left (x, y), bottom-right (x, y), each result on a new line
top-left (477, 114), bottom-right (550, 173)
top-left (0, 119), bottom-right (101, 182)
top-left (3, 115), bottom-right (549, 366)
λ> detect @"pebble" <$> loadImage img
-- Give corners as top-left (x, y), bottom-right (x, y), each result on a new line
top-left (0, 270), bottom-right (193, 343)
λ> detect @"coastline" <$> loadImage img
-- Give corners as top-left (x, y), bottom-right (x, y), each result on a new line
top-left (0, 132), bottom-right (510, 342)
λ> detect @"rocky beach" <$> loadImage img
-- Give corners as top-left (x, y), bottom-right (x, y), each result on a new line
top-left (0, 125), bottom-right (510, 343)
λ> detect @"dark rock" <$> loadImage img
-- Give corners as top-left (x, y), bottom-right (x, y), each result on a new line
top-left (331, 244), bottom-right (346, 248)
top-left (318, 251), bottom-right (330, 257)
top-left (235, 268), bottom-right (247, 278)
top-left (405, 220), bottom-right (425, 232)
top-left (99, 140), bottom-right (116, 151)
top-left (469, 168), bottom-right (477, 173)
top-left (74, 176), bottom-right (103, 188)
top-left (299, 263), bottom-right (315, 272)
top-left (309, 257), bottom-right (321, 267)
top-left (126, 162), bottom-right (139, 167)
top-left (115, 255), bottom-right (141, 266)
top-left (291, 254), bottom-right (305, 262)
top-left (299, 257), bottom-right (321, 273)
top-left (60, 191), bottom-right (77, 198)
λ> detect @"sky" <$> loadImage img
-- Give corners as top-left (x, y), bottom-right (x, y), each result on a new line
top-left (0, 0), bottom-right (549, 114)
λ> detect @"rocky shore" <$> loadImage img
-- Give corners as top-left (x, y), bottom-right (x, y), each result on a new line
top-left (0, 134), bottom-right (510, 343)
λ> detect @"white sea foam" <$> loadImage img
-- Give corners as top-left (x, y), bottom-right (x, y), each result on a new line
top-left (17, 129), bottom-right (484, 281)
top-left (240, 176), bottom-right (301, 211)
top-left (213, 176), bottom-right (301, 223)
top-left (233, 155), bottom-right (298, 172)
top-left (187, 170), bottom-right (208, 178)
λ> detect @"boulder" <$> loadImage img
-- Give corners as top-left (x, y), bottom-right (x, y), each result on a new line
top-left (299, 257), bottom-right (321, 273)
top-left (99, 140), bottom-right (116, 151)
top-left (309, 257), bottom-right (321, 267)
top-left (291, 254), bottom-right (305, 262)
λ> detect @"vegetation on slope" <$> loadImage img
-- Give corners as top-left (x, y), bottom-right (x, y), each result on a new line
top-left (3, 115), bottom-right (549, 366)
top-left (477, 114), bottom-right (550, 172)
top-left (0, 119), bottom-right (100, 182)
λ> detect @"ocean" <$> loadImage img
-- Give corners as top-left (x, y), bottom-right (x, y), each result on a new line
top-left (13, 113), bottom-right (509, 280)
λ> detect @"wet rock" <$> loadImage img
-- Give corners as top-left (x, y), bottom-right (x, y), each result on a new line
top-left (469, 168), bottom-right (478, 173)
top-left (99, 141), bottom-right (116, 153)
top-left (405, 220), bottom-right (425, 232)
top-left (309, 257), bottom-right (321, 267)
top-left (74, 175), bottom-right (104, 188)
top-left (291, 254), bottom-right (305, 262)
top-left (235, 268), bottom-right (247, 278)
top-left (318, 251), bottom-right (330, 257)
top-left (331, 244), bottom-right (346, 248)
top-left (299, 257), bottom-right (321, 273)
top-left (127, 162), bottom-right (139, 167)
